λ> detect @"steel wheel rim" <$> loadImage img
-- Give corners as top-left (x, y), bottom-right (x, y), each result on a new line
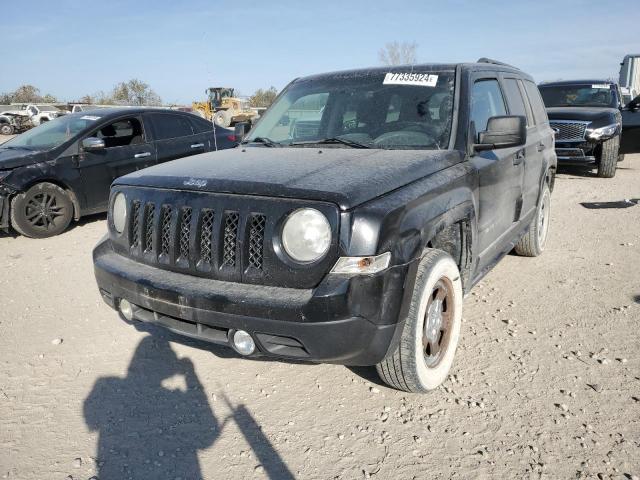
top-left (25, 192), bottom-right (67, 231)
top-left (422, 277), bottom-right (454, 368)
top-left (537, 192), bottom-right (550, 246)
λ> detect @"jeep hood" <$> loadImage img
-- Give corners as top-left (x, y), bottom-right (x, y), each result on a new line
top-left (115, 147), bottom-right (462, 210)
top-left (546, 107), bottom-right (619, 122)
top-left (0, 147), bottom-right (45, 170)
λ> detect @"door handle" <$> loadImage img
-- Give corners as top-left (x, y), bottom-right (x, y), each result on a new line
top-left (191, 143), bottom-right (205, 149)
top-left (134, 152), bottom-right (151, 158)
top-left (513, 150), bottom-right (525, 165)
top-left (537, 143), bottom-right (546, 152)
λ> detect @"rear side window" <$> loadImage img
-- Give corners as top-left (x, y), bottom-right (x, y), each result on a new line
top-left (503, 78), bottom-right (530, 126)
top-left (523, 81), bottom-right (549, 125)
top-left (151, 114), bottom-right (194, 140)
top-left (189, 115), bottom-right (214, 134)
top-left (470, 79), bottom-right (507, 136)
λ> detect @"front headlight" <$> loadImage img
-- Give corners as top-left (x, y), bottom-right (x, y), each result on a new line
top-left (281, 208), bottom-right (331, 262)
top-left (112, 192), bottom-right (127, 234)
top-left (585, 123), bottom-right (618, 141)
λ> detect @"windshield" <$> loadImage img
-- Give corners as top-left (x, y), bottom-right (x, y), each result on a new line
top-left (246, 70), bottom-right (455, 150)
top-left (1, 114), bottom-right (101, 151)
top-left (539, 83), bottom-right (618, 108)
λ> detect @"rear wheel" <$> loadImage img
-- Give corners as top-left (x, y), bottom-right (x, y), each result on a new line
top-left (214, 110), bottom-right (231, 128)
top-left (10, 183), bottom-right (73, 238)
top-left (597, 136), bottom-right (619, 178)
top-left (376, 250), bottom-right (463, 393)
top-left (514, 182), bottom-right (551, 257)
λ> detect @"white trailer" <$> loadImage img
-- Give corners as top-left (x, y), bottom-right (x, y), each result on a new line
top-left (619, 54), bottom-right (640, 104)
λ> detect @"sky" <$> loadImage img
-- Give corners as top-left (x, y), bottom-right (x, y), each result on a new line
top-left (2, 0), bottom-right (639, 105)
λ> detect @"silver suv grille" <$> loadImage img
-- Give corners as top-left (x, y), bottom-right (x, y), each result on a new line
top-left (550, 121), bottom-right (588, 142)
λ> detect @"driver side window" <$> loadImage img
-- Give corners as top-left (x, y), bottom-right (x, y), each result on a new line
top-left (470, 79), bottom-right (507, 139)
top-left (91, 118), bottom-right (145, 148)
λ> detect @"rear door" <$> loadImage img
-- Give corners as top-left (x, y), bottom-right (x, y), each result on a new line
top-left (469, 77), bottom-right (524, 263)
top-left (77, 115), bottom-right (155, 211)
top-left (620, 96), bottom-right (640, 154)
top-left (147, 112), bottom-right (208, 164)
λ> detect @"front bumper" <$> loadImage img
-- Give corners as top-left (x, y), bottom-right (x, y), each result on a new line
top-left (93, 238), bottom-right (410, 366)
top-left (0, 194), bottom-right (9, 230)
top-left (554, 141), bottom-right (598, 166)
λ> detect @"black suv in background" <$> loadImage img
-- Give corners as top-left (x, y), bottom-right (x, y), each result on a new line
top-left (538, 80), bottom-right (640, 177)
top-left (94, 59), bottom-right (556, 393)
top-left (0, 108), bottom-right (237, 237)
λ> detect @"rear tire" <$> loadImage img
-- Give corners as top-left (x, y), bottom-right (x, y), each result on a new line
top-left (214, 110), bottom-right (231, 128)
top-left (376, 250), bottom-right (463, 393)
top-left (10, 183), bottom-right (73, 238)
top-left (597, 136), bottom-right (619, 178)
top-left (514, 182), bottom-right (551, 257)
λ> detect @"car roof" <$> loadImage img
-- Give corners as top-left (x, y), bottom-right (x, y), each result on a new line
top-left (69, 107), bottom-right (193, 118)
top-left (539, 79), bottom-right (614, 87)
top-left (296, 61), bottom-right (534, 83)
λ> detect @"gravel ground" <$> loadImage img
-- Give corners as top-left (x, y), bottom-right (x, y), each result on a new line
top-left (1, 153), bottom-right (639, 480)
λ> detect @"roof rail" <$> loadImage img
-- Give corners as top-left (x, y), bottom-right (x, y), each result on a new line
top-left (477, 57), bottom-right (519, 69)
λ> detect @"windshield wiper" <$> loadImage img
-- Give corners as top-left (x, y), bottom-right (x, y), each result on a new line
top-left (290, 137), bottom-right (371, 149)
top-left (2, 145), bottom-right (33, 151)
top-left (244, 137), bottom-right (281, 147)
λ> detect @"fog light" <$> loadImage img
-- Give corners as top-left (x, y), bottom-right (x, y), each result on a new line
top-left (119, 299), bottom-right (134, 321)
top-left (232, 330), bottom-right (256, 355)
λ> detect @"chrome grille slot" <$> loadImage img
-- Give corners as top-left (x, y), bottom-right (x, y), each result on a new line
top-left (199, 209), bottom-right (215, 266)
top-left (178, 207), bottom-right (192, 261)
top-left (159, 205), bottom-right (172, 256)
top-left (550, 121), bottom-right (587, 142)
top-left (248, 214), bottom-right (266, 269)
top-left (222, 211), bottom-right (240, 267)
top-left (143, 203), bottom-right (155, 253)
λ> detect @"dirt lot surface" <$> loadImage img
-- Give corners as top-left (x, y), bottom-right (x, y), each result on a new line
top-left (1, 154), bottom-right (639, 480)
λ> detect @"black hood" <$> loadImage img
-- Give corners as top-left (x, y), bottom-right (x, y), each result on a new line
top-left (0, 147), bottom-right (46, 170)
top-left (546, 107), bottom-right (619, 123)
top-left (115, 147), bottom-right (462, 210)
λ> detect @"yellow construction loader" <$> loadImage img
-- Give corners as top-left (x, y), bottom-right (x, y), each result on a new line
top-left (192, 87), bottom-right (257, 127)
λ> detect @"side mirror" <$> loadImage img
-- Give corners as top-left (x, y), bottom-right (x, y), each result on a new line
top-left (82, 137), bottom-right (105, 151)
top-left (475, 115), bottom-right (526, 151)
top-left (233, 122), bottom-right (250, 142)
top-left (628, 95), bottom-right (640, 111)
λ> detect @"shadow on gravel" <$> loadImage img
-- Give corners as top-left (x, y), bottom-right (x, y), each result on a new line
top-left (633, 295), bottom-right (640, 304)
top-left (581, 199), bottom-right (640, 209)
top-left (84, 334), bottom-right (294, 480)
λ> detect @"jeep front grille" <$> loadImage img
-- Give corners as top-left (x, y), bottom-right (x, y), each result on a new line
top-left (160, 205), bottom-right (172, 256)
top-left (248, 214), bottom-right (266, 269)
top-left (222, 212), bottom-right (240, 267)
top-left (178, 207), bottom-right (192, 260)
top-left (550, 121), bottom-right (588, 142)
top-left (143, 203), bottom-right (155, 253)
top-left (199, 209), bottom-right (215, 265)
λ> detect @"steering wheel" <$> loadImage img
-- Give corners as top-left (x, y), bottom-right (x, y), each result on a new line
top-left (373, 130), bottom-right (434, 147)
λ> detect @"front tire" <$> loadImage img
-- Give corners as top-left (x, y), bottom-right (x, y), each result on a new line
top-left (514, 182), bottom-right (551, 257)
top-left (376, 250), bottom-right (463, 393)
top-left (0, 123), bottom-right (14, 135)
top-left (214, 110), bottom-right (231, 128)
top-left (10, 183), bottom-right (74, 238)
top-left (597, 136), bottom-right (619, 178)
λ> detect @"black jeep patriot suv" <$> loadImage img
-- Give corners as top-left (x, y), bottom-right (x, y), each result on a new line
top-left (538, 80), bottom-right (640, 178)
top-left (93, 59), bottom-right (556, 392)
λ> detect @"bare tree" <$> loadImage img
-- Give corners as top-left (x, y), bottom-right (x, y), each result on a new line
top-left (378, 41), bottom-right (418, 66)
top-left (110, 79), bottom-right (162, 106)
top-left (249, 87), bottom-right (278, 108)
top-left (4, 85), bottom-right (58, 103)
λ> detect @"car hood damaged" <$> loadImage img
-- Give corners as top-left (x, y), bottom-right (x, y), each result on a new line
top-left (0, 148), bottom-right (45, 170)
top-left (114, 147), bottom-right (463, 209)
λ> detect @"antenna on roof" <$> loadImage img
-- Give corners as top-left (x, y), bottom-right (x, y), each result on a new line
top-left (477, 57), bottom-right (519, 69)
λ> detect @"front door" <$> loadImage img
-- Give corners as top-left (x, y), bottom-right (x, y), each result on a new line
top-left (77, 116), bottom-right (156, 211)
top-left (620, 96), bottom-right (640, 155)
top-left (469, 77), bottom-right (525, 266)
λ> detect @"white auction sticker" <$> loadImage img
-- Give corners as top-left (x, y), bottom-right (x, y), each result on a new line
top-left (592, 84), bottom-right (610, 89)
top-left (383, 73), bottom-right (438, 87)
top-left (80, 115), bottom-right (101, 121)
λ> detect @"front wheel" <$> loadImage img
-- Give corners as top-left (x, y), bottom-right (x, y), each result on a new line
top-left (597, 136), bottom-right (619, 178)
top-left (10, 183), bottom-right (74, 238)
top-left (376, 250), bottom-right (463, 393)
top-left (514, 182), bottom-right (551, 257)
top-left (0, 123), bottom-right (14, 135)
top-left (213, 110), bottom-right (231, 128)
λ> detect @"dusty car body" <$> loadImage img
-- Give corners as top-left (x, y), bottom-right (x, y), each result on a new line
top-left (94, 60), bottom-right (556, 392)
top-left (0, 108), bottom-right (237, 237)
